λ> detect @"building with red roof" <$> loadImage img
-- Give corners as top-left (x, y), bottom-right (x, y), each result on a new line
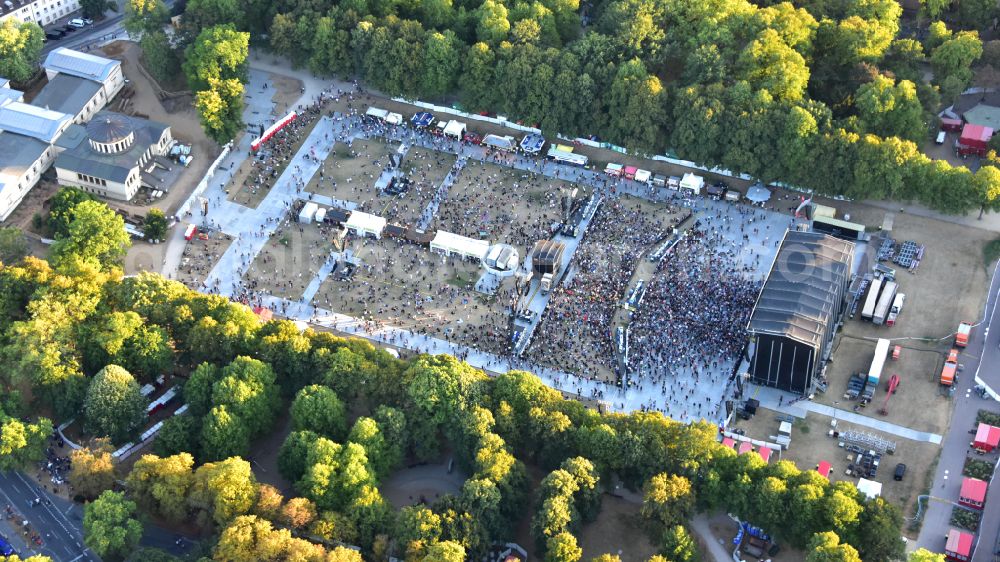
top-left (958, 477), bottom-right (987, 510)
top-left (817, 461), bottom-right (831, 480)
top-left (945, 529), bottom-right (973, 561)
top-left (974, 422), bottom-right (1000, 452)
top-left (958, 123), bottom-right (994, 156)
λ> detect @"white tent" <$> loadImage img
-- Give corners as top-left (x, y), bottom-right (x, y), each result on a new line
top-left (482, 134), bottom-right (515, 151)
top-left (430, 230), bottom-right (490, 261)
top-left (365, 107), bottom-right (388, 120)
top-left (444, 120), bottom-right (466, 139)
top-left (314, 207), bottom-right (327, 223)
top-left (856, 478), bottom-right (882, 499)
top-left (634, 169), bottom-right (651, 183)
top-left (299, 202), bottom-right (318, 224)
top-left (385, 112), bottom-right (403, 125)
top-left (679, 173), bottom-right (704, 195)
top-left (345, 211), bottom-right (387, 238)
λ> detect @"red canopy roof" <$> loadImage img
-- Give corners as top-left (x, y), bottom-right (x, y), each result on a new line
top-left (946, 529), bottom-right (973, 556)
top-left (738, 442), bottom-right (753, 455)
top-left (975, 423), bottom-right (1000, 449)
top-left (817, 461), bottom-right (832, 478)
top-left (721, 437), bottom-right (736, 448)
top-left (757, 446), bottom-right (772, 463)
top-left (960, 477), bottom-right (988, 503)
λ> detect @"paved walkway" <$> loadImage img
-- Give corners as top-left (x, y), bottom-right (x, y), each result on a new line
top-left (747, 384), bottom-right (944, 443)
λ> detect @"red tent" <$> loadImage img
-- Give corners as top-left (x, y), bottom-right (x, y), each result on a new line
top-left (945, 529), bottom-right (973, 561)
top-left (817, 461), bottom-right (832, 480)
top-left (721, 437), bottom-right (736, 449)
top-left (974, 423), bottom-right (1000, 452)
top-left (958, 477), bottom-right (987, 509)
top-left (623, 165), bottom-right (638, 179)
top-left (757, 446), bottom-right (772, 463)
top-left (738, 442), bottom-right (753, 455)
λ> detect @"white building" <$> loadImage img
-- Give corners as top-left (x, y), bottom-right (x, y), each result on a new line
top-left (54, 112), bottom-right (173, 200)
top-left (344, 211), bottom-right (387, 238)
top-left (0, 101), bottom-right (72, 220)
top-left (40, 47), bottom-right (125, 122)
top-left (430, 230), bottom-right (490, 261)
top-left (0, 48), bottom-right (137, 219)
top-left (1, 0), bottom-right (82, 26)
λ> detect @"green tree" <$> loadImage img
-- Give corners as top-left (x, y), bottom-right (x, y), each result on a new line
top-left (195, 78), bottom-right (245, 145)
top-left (278, 430), bottom-right (320, 483)
top-left (661, 525), bottom-right (699, 562)
top-left (83, 491), bottom-right (143, 561)
top-left (189, 456), bottom-right (258, 527)
top-left (641, 473), bottom-right (694, 531)
top-left (80, 0), bottom-right (117, 18)
top-left (396, 505), bottom-right (443, 559)
top-left (153, 415), bottom-right (199, 457)
top-left (142, 209), bottom-right (168, 242)
top-left (123, 0), bottom-right (169, 37)
top-left (183, 362), bottom-right (220, 417)
top-left (0, 413), bottom-right (52, 470)
top-left (183, 24), bottom-right (249, 91)
top-left (476, 0), bottom-right (510, 44)
top-left (345, 484), bottom-right (393, 551)
top-left (0, 20), bottom-right (43, 83)
top-left (50, 200), bottom-right (131, 270)
top-left (47, 187), bottom-right (95, 239)
top-left (854, 76), bottom-right (926, 143)
top-left (309, 510), bottom-right (359, 545)
top-left (909, 548), bottom-right (946, 562)
top-left (200, 405), bottom-right (251, 461)
top-left (348, 417), bottom-right (392, 479)
top-left (69, 441), bottom-right (116, 500)
top-left (290, 384), bottom-right (347, 439)
top-left (182, 0), bottom-right (243, 39)
top-left (606, 59), bottom-right (665, 153)
top-left (83, 365), bottom-right (148, 444)
top-left (126, 453), bottom-right (195, 522)
top-left (421, 31), bottom-right (461, 99)
top-left (212, 356), bottom-right (280, 438)
top-left (0, 227), bottom-right (28, 264)
top-left (974, 164), bottom-right (1000, 218)
top-left (932, 31), bottom-right (983, 85)
top-left (737, 29), bottom-right (810, 102)
top-left (957, 0), bottom-right (996, 30)
top-left (421, 541), bottom-right (466, 562)
top-left (460, 42), bottom-right (496, 110)
top-left (852, 498), bottom-right (905, 562)
top-left (806, 532), bottom-right (862, 562)
top-left (545, 531), bottom-right (582, 562)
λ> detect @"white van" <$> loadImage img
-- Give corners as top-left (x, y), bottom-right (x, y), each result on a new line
top-left (935, 131), bottom-right (946, 145)
top-left (68, 18), bottom-right (86, 28)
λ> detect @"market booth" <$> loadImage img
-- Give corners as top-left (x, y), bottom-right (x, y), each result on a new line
top-left (945, 529), bottom-right (973, 561)
top-left (679, 173), bottom-right (704, 195)
top-left (974, 422), bottom-right (1000, 452)
top-left (345, 211), bottom-right (387, 239)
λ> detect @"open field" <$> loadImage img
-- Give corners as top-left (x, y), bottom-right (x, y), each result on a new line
top-left (382, 463), bottom-right (468, 509)
top-left (242, 214), bottom-right (339, 301)
top-left (312, 236), bottom-right (516, 356)
top-left (306, 138), bottom-right (399, 209)
top-left (577, 495), bottom-right (659, 562)
top-left (435, 160), bottom-right (582, 249)
top-left (175, 230), bottom-right (234, 290)
top-left (820, 337), bottom-right (950, 434)
top-left (730, 407), bottom-right (940, 537)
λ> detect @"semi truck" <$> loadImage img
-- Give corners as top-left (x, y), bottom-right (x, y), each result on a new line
top-left (886, 293), bottom-right (905, 327)
top-left (872, 281), bottom-right (897, 326)
top-left (940, 348), bottom-right (959, 386)
top-left (956, 322), bottom-right (972, 348)
top-left (861, 277), bottom-right (884, 321)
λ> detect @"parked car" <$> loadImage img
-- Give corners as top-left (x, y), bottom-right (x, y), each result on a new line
top-left (45, 30), bottom-right (65, 40)
top-left (68, 18), bottom-right (86, 28)
top-left (894, 463), bottom-right (906, 481)
top-left (61, 25), bottom-right (77, 32)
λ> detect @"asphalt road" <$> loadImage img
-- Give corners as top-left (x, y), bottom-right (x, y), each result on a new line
top-left (0, 471), bottom-right (90, 561)
top-left (914, 260), bottom-right (1000, 561)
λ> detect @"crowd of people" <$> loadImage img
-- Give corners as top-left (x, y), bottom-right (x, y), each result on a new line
top-left (435, 159), bottom-right (565, 249)
top-left (311, 236), bottom-right (517, 356)
top-left (525, 197), bottom-right (680, 377)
